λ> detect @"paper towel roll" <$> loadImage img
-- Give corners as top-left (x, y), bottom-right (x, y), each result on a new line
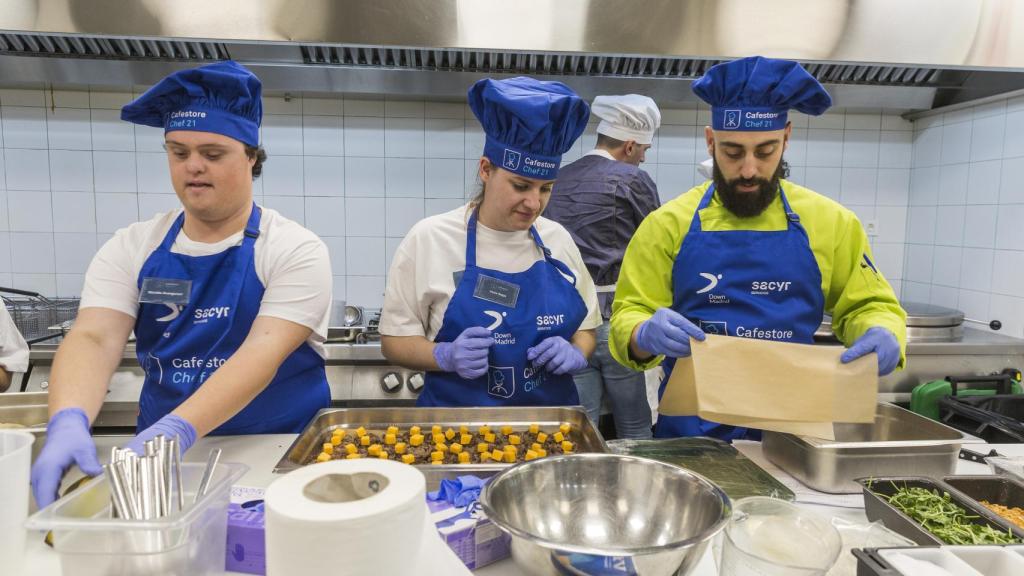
top-left (265, 459), bottom-right (470, 575)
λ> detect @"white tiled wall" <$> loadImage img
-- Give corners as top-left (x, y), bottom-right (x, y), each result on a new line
top-left (0, 84), bottom-right (914, 310)
top-left (902, 93), bottom-right (1024, 338)
top-left (783, 110), bottom-right (914, 298)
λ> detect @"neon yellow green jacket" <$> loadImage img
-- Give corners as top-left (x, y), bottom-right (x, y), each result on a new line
top-left (609, 179), bottom-right (907, 371)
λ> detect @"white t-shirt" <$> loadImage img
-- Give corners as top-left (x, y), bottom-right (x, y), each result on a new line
top-left (0, 305), bottom-right (29, 373)
top-left (380, 204), bottom-right (602, 340)
top-left (80, 206), bottom-right (332, 357)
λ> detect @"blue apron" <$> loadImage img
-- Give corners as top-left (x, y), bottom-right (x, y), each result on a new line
top-left (655, 184), bottom-right (824, 440)
top-left (418, 211), bottom-right (589, 407)
top-left (134, 205), bottom-right (329, 434)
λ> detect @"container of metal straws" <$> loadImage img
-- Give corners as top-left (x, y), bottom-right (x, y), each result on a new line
top-left (26, 438), bottom-right (247, 576)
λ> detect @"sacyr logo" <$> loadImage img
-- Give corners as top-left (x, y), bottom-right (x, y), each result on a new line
top-left (723, 110), bottom-right (741, 129)
top-left (696, 272), bottom-right (722, 294)
top-left (156, 303), bottom-right (181, 322)
top-left (502, 149), bottom-right (521, 171)
top-left (750, 281), bottom-right (792, 294)
top-left (193, 306), bottom-right (231, 321)
top-left (484, 310), bottom-right (506, 330)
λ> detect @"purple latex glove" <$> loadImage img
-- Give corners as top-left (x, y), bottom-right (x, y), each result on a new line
top-left (840, 326), bottom-right (901, 376)
top-left (527, 336), bottom-right (588, 375)
top-left (433, 326), bottom-right (493, 379)
top-left (635, 308), bottom-right (706, 358)
top-left (124, 413), bottom-right (197, 456)
top-left (427, 475), bottom-right (486, 508)
top-left (30, 408), bottom-right (102, 508)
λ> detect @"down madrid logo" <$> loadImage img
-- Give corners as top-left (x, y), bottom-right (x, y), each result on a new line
top-left (502, 148), bottom-right (522, 171)
top-left (484, 310), bottom-right (506, 330)
top-left (696, 272), bottom-right (723, 294)
top-left (156, 303), bottom-right (182, 322)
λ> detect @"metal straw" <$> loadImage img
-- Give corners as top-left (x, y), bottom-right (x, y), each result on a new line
top-left (138, 457), bottom-right (153, 519)
top-left (106, 435), bottom-right (219, 520)
top-left (194, 448), bottom-right (221, 504)
top-left (170, 438), bottom-right (184, 512)
top-left (103, 463), bottom-right (129, 519)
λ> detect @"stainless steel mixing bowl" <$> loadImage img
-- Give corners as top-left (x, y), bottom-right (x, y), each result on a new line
top-left (479, 453), bottom-right (731, 576)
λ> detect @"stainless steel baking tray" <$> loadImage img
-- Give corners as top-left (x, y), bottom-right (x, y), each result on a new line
top-left (0, 391), bottom-right (49, 458)
top-left (762, 403), bottom-right (968, 493)
top-left (274, 406), bottom-right (606, 487)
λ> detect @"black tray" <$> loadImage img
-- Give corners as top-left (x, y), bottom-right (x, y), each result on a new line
top-left (944, 475), bottom-right (1024, 529)
top-left (853, 547), bottom-right (925, 576)
top-left (939, 394), bottom-right (1024, 443)
top-left (857, 476), bottom-right (1023, 545)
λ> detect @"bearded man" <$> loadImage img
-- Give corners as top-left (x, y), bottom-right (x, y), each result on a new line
top-left (608, 57), bottom-right (906, 440)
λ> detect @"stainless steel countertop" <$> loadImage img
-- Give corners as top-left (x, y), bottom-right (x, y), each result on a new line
top-left (24, 434), bottom-right (1024, 576)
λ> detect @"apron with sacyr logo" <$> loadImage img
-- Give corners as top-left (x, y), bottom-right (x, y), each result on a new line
top-left (134, 205), bottom-right (329, 434)
top-left (656, 183), bottom-right (824, 440)
top-left (418, 211), bottom-right (588, 407)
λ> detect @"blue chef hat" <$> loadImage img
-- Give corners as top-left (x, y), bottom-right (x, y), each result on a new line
top-left (468, 77), bottom-right (589, 180)
top-left (692, 56), bottom-right (832, 132)
top-left (121, 60), bottom-right (262, 147)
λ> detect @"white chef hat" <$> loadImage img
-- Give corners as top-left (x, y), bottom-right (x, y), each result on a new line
top-left (592, 95), bottom-right (661, 145)
top-left (697, 158), bottom-right (713, 179)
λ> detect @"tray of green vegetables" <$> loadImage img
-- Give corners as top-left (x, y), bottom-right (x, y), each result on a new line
top-left (858, 476), bottom-right (1024, 546)
top-left (607, 437), bottom-right (794, 501)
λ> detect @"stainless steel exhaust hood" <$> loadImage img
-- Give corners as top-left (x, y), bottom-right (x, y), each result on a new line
top-left (2, 0), bottom-right (1024, 109)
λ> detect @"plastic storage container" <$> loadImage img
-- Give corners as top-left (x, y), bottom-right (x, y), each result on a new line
top-left (854, 545), bottom-right (1024, 576)
top-left (0, 431), bottom-right (35, 576)
top-left (988, 456), bottom-right (1024, 483)
top-left (910, 374), bottom-right (1022, 421)
top-left (25, 461), bottom-right (247, 576)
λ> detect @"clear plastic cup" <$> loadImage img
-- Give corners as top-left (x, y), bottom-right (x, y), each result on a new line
top-left (0, 430), bottom-right (35, 575)
top-left (716, 497), bottom-right (842, 576)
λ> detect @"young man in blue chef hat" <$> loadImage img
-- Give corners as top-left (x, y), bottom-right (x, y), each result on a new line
top-left (379, 77), bottom-right (603, 407)
top-left (31, 61), bottom-right (333, 507)
top-left (610, 56), bottom-right (907, 440)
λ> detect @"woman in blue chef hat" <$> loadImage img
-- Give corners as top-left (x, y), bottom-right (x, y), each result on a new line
top-left (380, 77), bottom-right (603, 407)
top-left (31, 61), bottom-right (333, 507)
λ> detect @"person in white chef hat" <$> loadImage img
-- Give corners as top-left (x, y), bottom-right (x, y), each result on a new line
top-left (543, 94), bottom-right (662, 438)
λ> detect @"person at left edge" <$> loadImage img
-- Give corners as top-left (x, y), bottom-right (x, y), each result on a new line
top-left (380, 77), bottom-right (602, 407)
top-left (30, 61), bottom-right (332, 507)
top-left (0, 303), bottom-right (30, 392)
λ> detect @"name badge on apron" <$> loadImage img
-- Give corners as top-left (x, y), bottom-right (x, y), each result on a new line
top-left (139, 277), bottom-right (192, 305)
top-left (473, 274), bottom-right (520, 308)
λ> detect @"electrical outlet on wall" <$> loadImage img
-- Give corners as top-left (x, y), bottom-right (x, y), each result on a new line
top-left (864, 219), bottom-right (879, 237)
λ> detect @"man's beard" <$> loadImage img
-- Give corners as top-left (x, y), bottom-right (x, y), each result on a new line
top-left (712, 157), bottom-right (785, 218)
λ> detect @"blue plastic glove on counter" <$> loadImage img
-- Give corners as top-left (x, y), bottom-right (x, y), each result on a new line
top-left (427, 475), bottom-right (486, 508)
top-left (124, 413), bottom-right (198, 455)
top-left (30, 407), bottom-right (102, 508)
top-left (840, 326), bottom-right (900, 376)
